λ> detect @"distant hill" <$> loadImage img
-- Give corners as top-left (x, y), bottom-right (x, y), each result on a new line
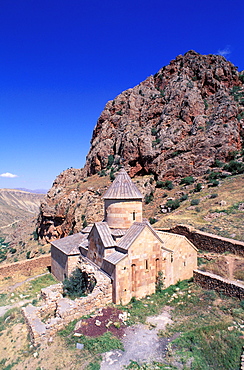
top-left (0, 188), bottom-right (44, 231)
top-left (15, 188), bottom-right (47, 194)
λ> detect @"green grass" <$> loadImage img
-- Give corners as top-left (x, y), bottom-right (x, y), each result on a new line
top-left (0, 308), bottom-right (24, 333)
top-left (14, 273), bottom-right (57, 297)
top-left (57, 280), bottom-right (244, 370)
top-left (172, 323), bottom-right (243, 370)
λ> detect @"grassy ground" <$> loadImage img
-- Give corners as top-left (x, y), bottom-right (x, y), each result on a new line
top-left (0, 277), bottom-right (243, 369)
top-left (0, 272), bottom-right (57, 306)
top-left (145, 173), bottom-right (244, 242)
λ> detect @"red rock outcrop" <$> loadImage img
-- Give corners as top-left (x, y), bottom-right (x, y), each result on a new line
top-left (84, 50), bottom-right (243, 180)
top-left (37, 51), bottom-right (244, 242)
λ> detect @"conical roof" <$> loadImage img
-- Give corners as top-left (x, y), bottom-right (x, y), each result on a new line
top-left (102, 168), bottom-right (143, 200)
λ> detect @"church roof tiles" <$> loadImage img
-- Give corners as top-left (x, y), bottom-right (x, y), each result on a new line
top-left (102, 168), bottom-right (143, 200)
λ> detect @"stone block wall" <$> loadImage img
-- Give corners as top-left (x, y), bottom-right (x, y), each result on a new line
top-left (0, 254), bottom-right (51, 279)
top-left (193, 269), bottom-right (244, 299)
top-left (166, 225), bottom-right (244, 257)
top-left (22, 260), bottom-right (112, 346)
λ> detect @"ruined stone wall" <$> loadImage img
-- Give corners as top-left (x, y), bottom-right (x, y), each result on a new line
top-left (0, 254), bottom-right (51, 279)
top-left (22, 257), bottom-right (112, 346)
top-left (166, 225), bottom-right (244, 257)
top-left (193, 269), bottom-right (244, 299)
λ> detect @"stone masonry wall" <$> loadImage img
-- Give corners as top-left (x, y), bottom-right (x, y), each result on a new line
top-left (193, 269), bottom-right (244, 299)
top-left (22, 258), bottom-right (112, 346)
top-left (167, 225), bottom-right (244, 257)
top-left (0, 254), bottom-right (51, 279)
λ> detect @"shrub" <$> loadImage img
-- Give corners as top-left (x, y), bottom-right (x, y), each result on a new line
top-left (155, 271), bottom-right (164, 293)
top-left (210, 193), bottom-right (218, 199)
top-left (180, 193), bottom-right (188, 202)
top-left (207, 171), bottom-right (221, 180)
top-left (180, 176), bottom-right (195, 185)
top-left (82, 219), bottom-right (87, 228)
top-left (194, 183), bottom-right (202, 192)
top-left (63, 268), bottom-right (96, 299)
top-left (26, 251), bottom-right (31, 259)
top-left (209, 180), bottom-right (219, 187)
top-left (156, 180), bottom-right (174, 190)
top-left (191, 199), bottom-right (200, 206)
top-left (213, 159), bottom-right (224, 168)
top-left (165, 199), bottom-right (180, 210)
top-left (98, 169), bottom-right (106, 177)
top-left (107, 155), bottom-right (114, 168)
top-left (145, 192), bottom-right (154, 204)
top-left (224, 160), bottom-right (244, 175)
top-left (149, 217), bottom-right (158, 225)
top-left (151, 127), bottom-right (157, 136)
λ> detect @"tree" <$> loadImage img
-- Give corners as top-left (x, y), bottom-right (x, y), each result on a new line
top-left (63, 268), bottom-right (96, 299)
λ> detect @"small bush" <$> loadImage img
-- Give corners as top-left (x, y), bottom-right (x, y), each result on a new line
top-left (98, 169), bottom-right (106, 177)
top-left (156, 271), bottom-right (164, 293)
top-left (156, 180), bottom-right (174, 190)
top-left (194, 183), bottom-right (202, 192)
top-left (180, 176), bottom-right (195, 185)
top-left (149, 217), bottom-right (158, 225)
top-left (151, 127), bottom-right (157, 136)
top-left (145, 192), bottom-right (154, 204)
top-left (224, 160), bottom-right (244, 175)
top-left (213, 159), bottom-right (224, 168)
top-left (107, 155), bottom-right (114, 168)
top-left (208, 179), bottom-right (219, 187)
top-left (165, 199), bottom-right (180, 210)
top-left (180, 193), bottom-right (188, 202)
top-left (63, 268), bottom-right (96, 299)
top-left (207, 171), bottom-right (221, 180)
top-left (191, 199), bottom-right (200, 206)
top-left (210, 193), bottom-right (218, 199)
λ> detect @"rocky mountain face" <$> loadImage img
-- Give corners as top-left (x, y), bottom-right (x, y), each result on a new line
top-left (85, 50), bottom-right (243, 179)
top-left (37, 51), bottom-right (244, 242)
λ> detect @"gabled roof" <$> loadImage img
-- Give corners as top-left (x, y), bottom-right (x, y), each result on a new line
top-left (118, 221), bottom-right (172, 252)
top-left (110, 228), bottom-right (127, 237)
top-left (102, 168), bottom-right (143, 200)
top-left (89, 222), bottom-right (117, 248)
top-left (103, 250), bottom-right (126, 265)
top-left (156, 231), bottom-right (198, 252)
top-left (51, 233), bottom-right (86, 255)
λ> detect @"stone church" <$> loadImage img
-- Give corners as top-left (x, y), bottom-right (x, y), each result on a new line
top-left (51, 168), bottom-right (197, 304)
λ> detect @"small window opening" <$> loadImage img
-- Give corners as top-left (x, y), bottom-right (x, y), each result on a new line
top-left (133, 211), bottom-right (136, 221)
top-left (145, 259), bottom-right (148, 270)
top-left (183, 261), bottom-right (186, 266)
top-left (123, 267), bottom-right (126, 270)
top-left (171, 253), bottom-right (174, 263)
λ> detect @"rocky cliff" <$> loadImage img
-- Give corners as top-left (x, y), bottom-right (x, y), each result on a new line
top-left (84, 50), bottom-right (243, 179)
top-left (37, 51), bottom-right (244, 242)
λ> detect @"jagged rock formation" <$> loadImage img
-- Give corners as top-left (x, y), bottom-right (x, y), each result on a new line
top-left (37, 51), bottom-right (244, 242)
top-left (84, 50), bottom-right (243, 179)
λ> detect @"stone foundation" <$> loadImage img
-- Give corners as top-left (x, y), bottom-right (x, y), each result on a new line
top-left (193, 269), bottom-right (244, 299)
top-left (22, 259), bottom-right (112, 346)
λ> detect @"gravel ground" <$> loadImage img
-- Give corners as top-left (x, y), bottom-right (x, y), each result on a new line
top-left (100, 307), bottom-right (173, 370)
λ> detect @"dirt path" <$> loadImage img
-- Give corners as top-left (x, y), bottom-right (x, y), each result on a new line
top-left (100, 307), bottom-right (174, 369)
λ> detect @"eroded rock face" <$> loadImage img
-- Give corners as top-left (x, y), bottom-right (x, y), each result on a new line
top-left (37, 51), bottom-right (244, 242)
top-left (84, 51), bottom-right (243, 180)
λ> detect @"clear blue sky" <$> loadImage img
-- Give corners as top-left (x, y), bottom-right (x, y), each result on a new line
top-left (0, 0), bottom-right (243, 191)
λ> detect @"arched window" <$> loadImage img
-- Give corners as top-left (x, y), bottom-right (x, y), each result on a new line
top-left (131, 264), bottom-right (136, 292)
